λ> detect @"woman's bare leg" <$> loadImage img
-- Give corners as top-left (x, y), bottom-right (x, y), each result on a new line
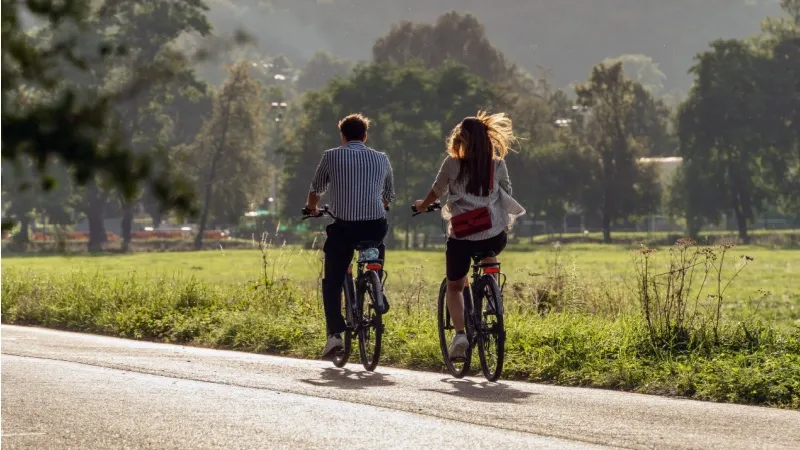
top-left (446, 277), bottom-right (467, 331)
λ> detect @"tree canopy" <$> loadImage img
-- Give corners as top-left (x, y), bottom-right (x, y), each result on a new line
top-left (3, 0), bottom-right (798, 249)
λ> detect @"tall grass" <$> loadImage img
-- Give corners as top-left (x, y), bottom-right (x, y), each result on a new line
top-left (2, 239), bottom-right (799, 408)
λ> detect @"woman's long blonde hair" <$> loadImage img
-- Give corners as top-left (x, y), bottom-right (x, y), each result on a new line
top-left (446, 110), bottom-right (515, 160)
top-left (445, 111), bottom-right (516, 196)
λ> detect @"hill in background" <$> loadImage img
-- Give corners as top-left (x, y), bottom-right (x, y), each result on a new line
top-left (205, 0), bottom-right (782, 90)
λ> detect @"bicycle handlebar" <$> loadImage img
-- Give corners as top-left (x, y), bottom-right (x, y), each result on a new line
top-left (302, 204), bottom-right (390, 221)
top-left (411, 202), bottom-right (442, 217)
top-left (302, 205), bottom-right (335, 220)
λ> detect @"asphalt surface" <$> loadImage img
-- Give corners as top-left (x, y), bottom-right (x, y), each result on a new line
top-left (2, 326), bottom-right (799, 450)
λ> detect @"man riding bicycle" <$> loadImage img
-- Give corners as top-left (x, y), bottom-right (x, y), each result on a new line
top-left (305, 113), bottom-right (395, 358)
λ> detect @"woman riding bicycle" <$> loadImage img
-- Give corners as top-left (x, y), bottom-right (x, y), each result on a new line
top-left (414, 111), bottom-right (525, 361)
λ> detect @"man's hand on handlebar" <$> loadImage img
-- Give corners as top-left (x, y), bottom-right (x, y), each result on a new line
top-left (302, 206), bottom-right (321, 217)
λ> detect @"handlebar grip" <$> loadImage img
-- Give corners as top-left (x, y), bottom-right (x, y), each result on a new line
top-left (411, 202), bottom-right (442, 214)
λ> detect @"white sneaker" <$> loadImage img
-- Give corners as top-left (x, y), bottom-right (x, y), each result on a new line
top-left (321, 334), bottom-right (343, 358)
top-left (448, 333), bottom-right (469, 361)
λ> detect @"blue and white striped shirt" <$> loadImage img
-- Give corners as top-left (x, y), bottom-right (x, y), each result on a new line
top-left (310, 141), bottom-right (395, 221)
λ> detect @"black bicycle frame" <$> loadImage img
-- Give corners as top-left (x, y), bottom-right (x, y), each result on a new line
top-left (342, 251), bottom-right (385, 330)
top-left (458, 259), bottom-right (493, 337)
top-left (302, 205), bottom-right (386, 327)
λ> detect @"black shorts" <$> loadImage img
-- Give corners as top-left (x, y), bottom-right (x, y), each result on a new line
top-left (445, 232), bottom-right (508, 281)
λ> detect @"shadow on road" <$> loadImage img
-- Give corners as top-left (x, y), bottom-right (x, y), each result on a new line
top-left (299, 367), bottom-right (395, 390)
top-left (421, 378), bottom-right (536, 404)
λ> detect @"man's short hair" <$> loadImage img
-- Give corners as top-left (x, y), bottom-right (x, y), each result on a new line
top-left (338, 113), bottom-right (370, 141)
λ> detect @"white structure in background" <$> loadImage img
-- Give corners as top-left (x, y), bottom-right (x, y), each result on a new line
top-left (639, 156), bottom-right (682, 186)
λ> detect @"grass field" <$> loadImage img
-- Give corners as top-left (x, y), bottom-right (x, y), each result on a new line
top-left (3, 243), bottom-right (799, 407)
top-left (4, 244), bottom-right (798, 324)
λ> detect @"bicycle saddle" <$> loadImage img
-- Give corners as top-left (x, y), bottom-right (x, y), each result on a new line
top-left (471, 251), bottom-right (497, 261)
top-left (355, 241), bottom-right (381, 251)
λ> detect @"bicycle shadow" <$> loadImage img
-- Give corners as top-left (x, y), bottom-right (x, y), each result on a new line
top-left (299, 366), bottom-right (396, 390)
top-left (421, 378), bottom-right (536, 404)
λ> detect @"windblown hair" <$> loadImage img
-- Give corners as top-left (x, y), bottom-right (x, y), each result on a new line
top-left (446, 111), bottom-right (516, 196)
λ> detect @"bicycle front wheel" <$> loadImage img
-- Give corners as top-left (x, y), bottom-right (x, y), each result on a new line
top-left (477, 275), bottom-right (505, 381)
top-left (437, 278), bottom-right (472, 378)
top-left (357, 270), bottom-right (383, 372)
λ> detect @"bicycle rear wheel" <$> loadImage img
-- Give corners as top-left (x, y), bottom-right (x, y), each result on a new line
top-left (333, 277), bottom-right (355, 368)
top-left (477, 275), bottom-right (505, 381)
top-left (437, 278), bottom-right (472, 378)
top-left (357, 270), bottom-right (383, 372)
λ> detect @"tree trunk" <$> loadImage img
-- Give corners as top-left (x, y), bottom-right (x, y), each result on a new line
top-left (195, 88), bottom-right (235, 250)
top-left (149, 210), bottom-right (162, 228)
top-left (601, 149), bottom-right (614, 244)
top-left (195, 153), bottom-right (223, 250)
top-left (16, 216), bottom-right (31, 244)
top-left (86, 185), bottom-right (107, 253)
top-left (602, 213), bottom-right (612, 244)
top-left (194, 182), bottom-right (214, 250)
top-left (733, 203), bottom-right (749, 244)
top-left (687, 216), bottom-right (702, 240)
top-left (121, 202), bottom-right (134, 252)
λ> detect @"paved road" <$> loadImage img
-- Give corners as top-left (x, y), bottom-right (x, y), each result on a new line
top-left (2, 326), bottom-right (798, 450)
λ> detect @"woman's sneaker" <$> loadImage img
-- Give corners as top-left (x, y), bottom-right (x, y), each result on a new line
top-left (448, 332), bottom-right (469, 361)
top-left (321, 333), bottom-right (343, 358)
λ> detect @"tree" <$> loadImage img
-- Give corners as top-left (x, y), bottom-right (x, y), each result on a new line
top-left (281, 90), bottom-right (341, 221)
top-left (1, 158), bottom-right (76, 245)
top-left (222, 0), bottom-right (782, 92)
top-left (575, 62), bottom-right (662, 243)
top-left (627, 83), bottom-right (676, 156)
top-left (510, 134), bottom-right (597, 225)
top-left (774, 35), bottom-right (800, 216)
top-left (282, 60), bottom-right (499, 248)
top-left (137, 71), bottom-right (214, 230)
top-left (763, 1), bottom-right (800, 216)
top-left (372, 12), bottom-right (513, 84)
top-left (177, 62), bottom-right (269, 250)
top-left (283, 62), bottom-right (441, 248)
top-left (602, 54), bottom-right (667, 96)
top-left (671, 1), bottom-right (799, 239)
top-left (1, 0), bottom-right (213, 236)
top-left (677, 40), bottom-right (782, 243)
top-left (93, 0), bottom-right (212, 251)
top-left (296, 51), bottom-right (354, 92)
top-left (501, 82), bottom-right (583, 224)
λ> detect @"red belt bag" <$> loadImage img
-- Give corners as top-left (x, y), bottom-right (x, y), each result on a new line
top-left (450, 160), bottom-right (494, 239)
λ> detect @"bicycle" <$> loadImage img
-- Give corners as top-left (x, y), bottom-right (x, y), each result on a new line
top-left (411, 202), bottom-right (507, 381)
top-left (302, 205), bottom-right (387, 371)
